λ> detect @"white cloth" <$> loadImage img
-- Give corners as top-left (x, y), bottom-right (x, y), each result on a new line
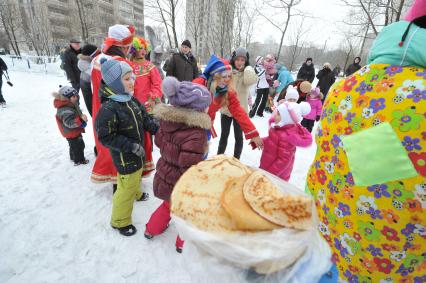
top-left (255, 65), bottom-right (269, 89)
top-left (108, 24), bottom-right (131, 40)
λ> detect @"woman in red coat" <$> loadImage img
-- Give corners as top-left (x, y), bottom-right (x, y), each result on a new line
top-left (129, 36), bottom-right (162, 177)
top-left (193, 55), bottom-right (263, 150)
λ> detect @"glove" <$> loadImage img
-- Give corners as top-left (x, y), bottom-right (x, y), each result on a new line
top-left (80, 121), bottom-right (87, 128)
top-left (131, 143), bottom-right (145, 157)
top-left (316, 115), bottom-right (321, 122)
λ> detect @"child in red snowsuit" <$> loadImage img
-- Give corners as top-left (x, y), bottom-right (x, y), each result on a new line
top-left (144, 76), bottom-right (212, 252)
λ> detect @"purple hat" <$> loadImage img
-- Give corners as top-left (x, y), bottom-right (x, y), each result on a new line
top-left (162, 77), bottom-right (211, 111)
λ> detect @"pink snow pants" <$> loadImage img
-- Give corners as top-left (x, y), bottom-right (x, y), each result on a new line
top-left (145, 200), bottom-right (184, 250)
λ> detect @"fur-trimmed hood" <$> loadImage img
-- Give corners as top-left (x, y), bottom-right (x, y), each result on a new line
top-left (153, 104), bottom-right (211, 129)
top-left (77, 54), bottom-right (92, 62)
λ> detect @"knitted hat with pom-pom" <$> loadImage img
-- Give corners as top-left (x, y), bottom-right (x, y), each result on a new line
top-left (162, 76), bottom-right (211, 111)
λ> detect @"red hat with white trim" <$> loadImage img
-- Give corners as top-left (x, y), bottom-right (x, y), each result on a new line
top-left (102, 24), bottom-right (135, 53)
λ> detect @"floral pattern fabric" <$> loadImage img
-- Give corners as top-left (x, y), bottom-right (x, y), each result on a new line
top-left (307, 64), bottom-right (426, 282)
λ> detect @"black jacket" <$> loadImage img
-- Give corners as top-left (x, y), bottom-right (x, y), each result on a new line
top-left (95, 83), bottom-right (159, 175)
top-left (316, 68), bottom-right (336, 97)
top-left (63, 46), bottom-right (81, 84)
top-left (166, 52), bottom-right (199, 82)
top-left (297, 63), bottom-right (315, 83)
top-left (345, 62), bottom-right (361, 76)
top-left (0, 57), bottom-right (7, 77)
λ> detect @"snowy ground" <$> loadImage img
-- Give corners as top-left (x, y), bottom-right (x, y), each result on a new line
top-left (0, 71), bottom-right (318, 283)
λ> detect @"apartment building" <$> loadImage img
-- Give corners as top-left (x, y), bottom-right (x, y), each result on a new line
top-left (17, 0), bottom-right (144, 53)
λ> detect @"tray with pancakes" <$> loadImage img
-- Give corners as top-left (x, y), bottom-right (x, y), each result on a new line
top-left (170, 155), bottom-right (330, 277)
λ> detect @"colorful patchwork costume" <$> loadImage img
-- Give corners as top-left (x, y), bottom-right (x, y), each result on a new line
top-left (306, 16), bottom-right (426, 282)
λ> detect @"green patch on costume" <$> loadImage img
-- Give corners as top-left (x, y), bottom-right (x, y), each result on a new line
top-left (341, 122), bottom-right (418, 186)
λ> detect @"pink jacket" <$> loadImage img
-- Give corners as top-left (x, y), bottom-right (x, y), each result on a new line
top-left (260, 122), bottom-right (312, 181)
top-left (304, 97), bottom-right (322, 120)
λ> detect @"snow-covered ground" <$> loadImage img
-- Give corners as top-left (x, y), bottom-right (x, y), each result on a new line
top-left (0, 71), bottom-right (318, 283)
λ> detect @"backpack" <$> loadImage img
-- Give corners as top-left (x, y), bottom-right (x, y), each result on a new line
top-left (59, 49), bottom-right (66, 70)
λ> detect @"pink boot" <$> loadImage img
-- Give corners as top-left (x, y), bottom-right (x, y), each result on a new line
top-left (175, 235), bottom-right (184, 253)
top-left (144, 201), bottom-right (171, 239)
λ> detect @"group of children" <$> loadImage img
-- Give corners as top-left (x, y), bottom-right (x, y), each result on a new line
top-left (52, 48), bottom-right (324, 252)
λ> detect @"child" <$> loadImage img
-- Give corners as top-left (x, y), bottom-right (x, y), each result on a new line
top-left (144, 76), bottom-right (212, 253)
top-left (218, 47), bottom-right (257, 159)
top-left (193, 55), bottom-right (263, 150)
top-left (249, 56), bottom-right (270, 117)
top-left (259, 86), bottom-right (313, 181)
top-left (95, 58), bottom-right (159, 236)
top-left (53, 85), bottom-right (89, 166)
top-left (301, 87), bottom-right (323, 132)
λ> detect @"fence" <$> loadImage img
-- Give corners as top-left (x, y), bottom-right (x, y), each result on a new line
top-left (0, 54), bottom-right (65, 76)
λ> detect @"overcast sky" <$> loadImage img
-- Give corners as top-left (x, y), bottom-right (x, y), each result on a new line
top-left (253, 0), bottom-right (350, 47)
top-left (144, 0), bottom-right (390, 49)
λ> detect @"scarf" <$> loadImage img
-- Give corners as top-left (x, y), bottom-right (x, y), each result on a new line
top-left (109, 93), bottom-right (133, 102)
top-left (214, 85), bottom-right (228, 97)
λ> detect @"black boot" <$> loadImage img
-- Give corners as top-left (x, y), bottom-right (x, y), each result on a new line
top-left (136, 192), bottom-right (149, 201)
top-left (112, 224), bottom-right (137, 236)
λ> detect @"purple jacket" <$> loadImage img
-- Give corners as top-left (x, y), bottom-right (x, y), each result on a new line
top-left (304, 97), bottom-right (323, 120)
top-left (153, 104), bottom-right (211, 200)
top-left (260, 123), bottom-right (312, 181)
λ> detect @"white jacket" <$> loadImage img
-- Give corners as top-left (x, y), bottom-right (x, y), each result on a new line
top-left (255, 64), bottom-right (269, 89)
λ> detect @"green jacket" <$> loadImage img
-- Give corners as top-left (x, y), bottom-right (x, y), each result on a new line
top-left (368, 21), bottom-right (426, 68)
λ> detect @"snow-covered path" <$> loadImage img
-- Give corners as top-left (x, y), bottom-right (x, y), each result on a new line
top-left (0, 71), bottom-right (317, 283)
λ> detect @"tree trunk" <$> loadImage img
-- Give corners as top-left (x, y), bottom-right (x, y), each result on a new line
top-left (75, 0), bottom-right (88, 41)
top-left (276, 1), bottom-right (293, 61)
top-left (170, 0), bottom-right (178, 48)
top-left (0, 14), bottom-right (18, 55)
top-left (395, 0), bottom-right (405, 21)
top-left (359, 0), bottom-right (378, 35)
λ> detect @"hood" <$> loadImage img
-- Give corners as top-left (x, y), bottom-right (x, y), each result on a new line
top-left (302, 62), bottom-right (314, 69)
top-left (153, 104), bottom-right (211, 130)
top-left (52, 92), bottom-right (73, 108)
top-left (273, 124), bottom-right (313, 147)
top-left (78, 54), bottom-right (92, 62)
top-left (367, 20), bottom-right (426, 68)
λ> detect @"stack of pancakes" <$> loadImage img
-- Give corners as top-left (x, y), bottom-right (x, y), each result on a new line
top-left (171, 155), bottom-right (313, 233)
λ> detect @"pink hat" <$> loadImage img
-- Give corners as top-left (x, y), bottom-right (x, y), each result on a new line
top-left (404, 0), bottom-right (426, 21)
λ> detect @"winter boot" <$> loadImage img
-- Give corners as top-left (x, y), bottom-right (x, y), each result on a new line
top-left (74, 159), bottom-right (89, 166)
top-left (112, 224), bottom-right (137, 236)
top-left (136, 192), bottom-right (149, 201)
top-left (175, 235), bottom-right (184, 253)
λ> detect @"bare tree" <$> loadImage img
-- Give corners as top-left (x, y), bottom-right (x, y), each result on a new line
top-left (0, 0), bottom-right (23, 56)
top-left (186, 0), bottom-right (203, 56)
top-left (206, 0), bottom-right (235, 58)
top-left (74, 0), bottom-right (89, 42)
top-left (145, 0), bottom-right (181, 48)
top-left (256, 0), bottom-right (302, 61)
top-left (340, 0), bottom-right (412, 36)
top-left (285, 17), bottom-right (310, 71)
top-left (233, 0), bottom-right (259, 50)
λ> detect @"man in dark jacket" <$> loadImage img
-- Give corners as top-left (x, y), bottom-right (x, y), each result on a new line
top-left (165, 40), bottom-right (199, 81)
top-left (63, 38), bottom-right (82, 92)
top-left (297, 57), bottom-right (315, 83)
top-left (345, 57), bottom-right (362, 76)
top-left (0, 57), bottom-right (7, 106)
top-left (316, 62), bottom-right (336, 100)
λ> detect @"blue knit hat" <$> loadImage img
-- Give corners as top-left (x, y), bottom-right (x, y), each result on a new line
top-left (100, 58), bottom-right (133, 94)
top-left (201, 55), bottom-right (232, 80)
